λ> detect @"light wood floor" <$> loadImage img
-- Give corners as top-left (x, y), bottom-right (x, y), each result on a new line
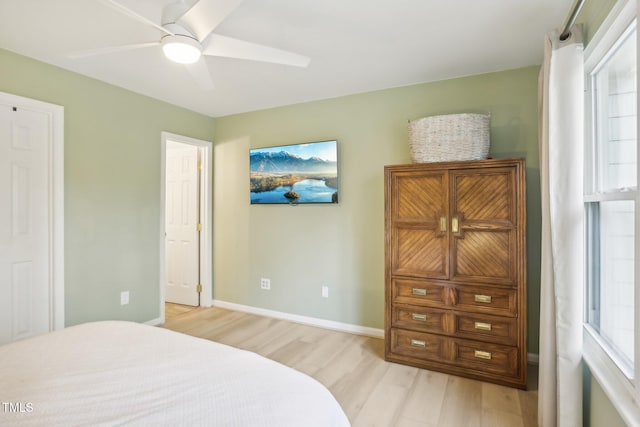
top-left (165, 302), bottom-right (199, 320)
top-left (163, 306), bottom-right (538, 427)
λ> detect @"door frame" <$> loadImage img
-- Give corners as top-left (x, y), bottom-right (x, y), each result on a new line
top-left (160, 132), bottom-right (212, 321)
top-left (0, 91), bottom-right (65, 332)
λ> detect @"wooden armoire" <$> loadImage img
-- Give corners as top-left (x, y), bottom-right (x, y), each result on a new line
top-left (384, 158), bottom-right (527, 389)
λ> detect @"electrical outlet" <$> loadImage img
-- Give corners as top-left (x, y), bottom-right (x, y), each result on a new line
top-left (260, 278), bottom-right (271, 290)
top-left (120, 291), bottom-right (129, 305)
top-left (322, 286), bottom-right (329, 298)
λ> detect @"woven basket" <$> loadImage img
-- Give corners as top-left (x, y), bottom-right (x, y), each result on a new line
top-left (408, 113), bottom-right (490, 163)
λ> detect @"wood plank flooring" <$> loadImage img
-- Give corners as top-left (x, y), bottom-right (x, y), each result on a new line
top-left (163, 306), bottom-right (538, 427)
top-left (165, 302), bottom-right (199, 320)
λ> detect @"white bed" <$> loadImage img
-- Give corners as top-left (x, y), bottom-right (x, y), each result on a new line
top-left (0, 321), bottom-right (350, 426)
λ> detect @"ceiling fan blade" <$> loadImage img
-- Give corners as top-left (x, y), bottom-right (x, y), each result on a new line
top-left (97, 0), bottom-right (172, 35)
top-left (203, 34), bottom-right (311, 68)
top-left (177, 0), bottom-right (243, 42)
top-left (185, 60), bottom-right (215, 91)
top-left (67, 42), bottom-right (159, 59)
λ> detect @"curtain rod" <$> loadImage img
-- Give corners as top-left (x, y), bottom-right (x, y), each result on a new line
top-left (560, 0), bottom-right (586, 40)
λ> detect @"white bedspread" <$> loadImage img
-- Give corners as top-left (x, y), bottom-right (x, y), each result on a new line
top-left (0, 321), bottom-right (350, 426)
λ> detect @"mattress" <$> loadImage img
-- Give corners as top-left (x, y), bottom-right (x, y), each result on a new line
top-left (0, 321), bottom-right (350, 426)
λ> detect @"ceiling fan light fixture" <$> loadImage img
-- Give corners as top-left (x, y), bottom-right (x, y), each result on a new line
top-left (162, 35), bottom-right (202, 64)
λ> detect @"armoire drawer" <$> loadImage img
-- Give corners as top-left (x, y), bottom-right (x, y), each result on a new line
top-left (390, 304), bottom-right (448, 335)
top-left (451, 337), bottom-right (519, 377)
top-left (453, 312), bottom-right (518, 346)
top-left (450, 284), bottom-right (517, 317)
top-left (391, 279), bottom-right (447, 307)
top-left (388, 328), bottom-right (445, 362)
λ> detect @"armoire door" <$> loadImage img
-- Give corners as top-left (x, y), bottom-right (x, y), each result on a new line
top-left (388, 169), bottom-right (449, 279)
top-left (449, 166), bottom-right (519, 285)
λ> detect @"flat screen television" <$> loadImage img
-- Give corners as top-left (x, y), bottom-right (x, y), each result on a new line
top-left (250, 140), bottom-right (338, 205)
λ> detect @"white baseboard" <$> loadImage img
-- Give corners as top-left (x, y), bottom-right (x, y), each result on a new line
top-left (145, 317), bottom-right (163, 326)
top-left (212, 299), bottom-right (384, 339)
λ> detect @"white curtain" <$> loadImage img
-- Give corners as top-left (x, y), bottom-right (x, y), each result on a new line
top-left (538, 25), bottom-right (585, 427)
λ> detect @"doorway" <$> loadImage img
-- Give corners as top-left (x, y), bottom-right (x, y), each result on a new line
top-left (160, 132), bottom-right (212, 321)
top-left (0, 91), bottom-right (64, 345)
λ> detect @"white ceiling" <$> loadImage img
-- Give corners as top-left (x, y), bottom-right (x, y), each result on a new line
top-left (0, 0), bottom-right (573, 117)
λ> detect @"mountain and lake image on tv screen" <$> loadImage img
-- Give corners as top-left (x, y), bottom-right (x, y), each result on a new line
top-left (250, 140), bottom-right (338, 204)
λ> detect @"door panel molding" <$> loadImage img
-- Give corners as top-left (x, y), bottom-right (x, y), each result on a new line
top-left (0, 91), bottom-right (64, 335)
top-left (165, 141), bottom-right (200, 306)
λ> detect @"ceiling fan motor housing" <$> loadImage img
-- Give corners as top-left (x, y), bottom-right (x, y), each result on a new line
top-left (161, 23), bottom-right (202, 64)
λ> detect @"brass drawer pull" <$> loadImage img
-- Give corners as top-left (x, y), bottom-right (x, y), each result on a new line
top-left (410, 339), bottom-right (426, 348)
top-left (411, 313), bottom-right (427, 322)
top-left (412, 288), bottom-right (427, 296)
top-left (474, 294), bottom-right (492, 304)
top-left (474, 350), bottom-right (492, 360)
top-left (474, 322), bottom-right (492, 331)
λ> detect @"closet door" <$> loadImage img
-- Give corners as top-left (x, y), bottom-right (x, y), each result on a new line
top-left (388, 169), bottom-right (449, 279)
top-left (449, 166), bottom-right (519, 285)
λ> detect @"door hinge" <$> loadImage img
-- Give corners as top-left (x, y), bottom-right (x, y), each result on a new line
top-left (197, 161), bottom-right (203, 170)
top-left (197, 284), bottom-right (203, 293)
top-left (197, 223), bottom-right (202, 232)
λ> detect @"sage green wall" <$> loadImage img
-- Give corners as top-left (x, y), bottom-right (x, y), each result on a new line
top-left (0, 48), bottom-right (215, 326)
top-left (214, 66), bottom-right (541, 352)
top-left (579, 0), bottom-right (618, 45)
top-left (584, 372), bottom-right (627, 427)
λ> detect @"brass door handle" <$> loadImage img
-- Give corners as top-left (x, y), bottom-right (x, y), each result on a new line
top-left (440, 215), bottom-right (447, 232)
top-left (451, 216), bottom-right (459, 233)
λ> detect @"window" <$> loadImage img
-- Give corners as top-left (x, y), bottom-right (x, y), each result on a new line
top-left (585, 17), bottom-right (637, 377)
top-left (583, 0), bottom-right (639, 422)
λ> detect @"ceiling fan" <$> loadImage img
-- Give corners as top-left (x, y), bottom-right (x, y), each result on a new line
top-left (70, 0), bottom-right (311, 90)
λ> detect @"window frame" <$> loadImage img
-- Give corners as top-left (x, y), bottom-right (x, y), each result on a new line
top-left (582, 0), bottom-right (640, 424)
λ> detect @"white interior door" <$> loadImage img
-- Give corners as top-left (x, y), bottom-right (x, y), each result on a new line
top-left (165, 141), bottom-right (200, 306)
top-left (0, 103), bottom-right (52, 344)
